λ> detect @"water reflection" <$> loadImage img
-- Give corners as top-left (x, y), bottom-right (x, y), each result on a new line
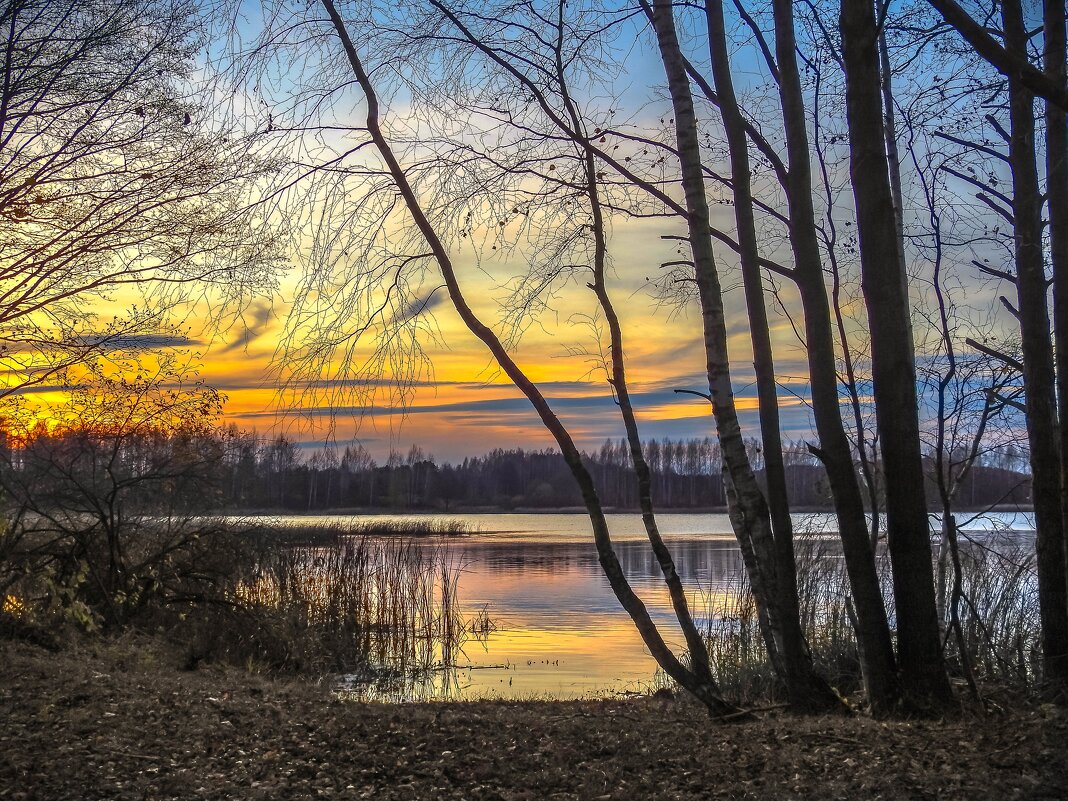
top-left (456, 539), bottom-right (746, 623)
top-left (323, 511), bottom-right (1036, 702)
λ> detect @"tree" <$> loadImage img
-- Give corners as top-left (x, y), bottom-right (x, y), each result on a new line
top-left (0, 359), bottom-right (235, 627)
top-left (840, 0), bottom-right (953, 707)
top-left (1045, 0), bottom-right (1068, 694)
top-left (925, 0), bottom-right (1068, 111)
top-left (314, 0), bottom-right (745, 716)
top-left (899, 0), bottom-right (1068, 693)
top-left (221, 0), bottom-right (748, 714)
top-left (230, 0), bottom-right (1056, 713)
top-left (704, 0), bottom-right (829, 710)
top-left (652, 0), bottom-right (900, 710)
top-left (388, 0), bottom-right (843, 711)
top-left (0, 0), bottom-right (278, 390)
top-left (643, 0), bottom-right (839, 712)
top-left (1000, 0), bottom-right (1068, 689)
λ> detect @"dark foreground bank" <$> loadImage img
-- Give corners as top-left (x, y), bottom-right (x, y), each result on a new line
top-left (2, 639), bottom-right (1066, 801)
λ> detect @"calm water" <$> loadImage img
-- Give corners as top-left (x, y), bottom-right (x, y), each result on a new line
top-left (255, 511), bottom-right (1036, 702)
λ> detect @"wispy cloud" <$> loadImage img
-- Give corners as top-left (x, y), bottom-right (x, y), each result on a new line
top-left (75, 333), bottom-right (202, 350)
top-left (392, 289), bottom-right (446, 324)
top-left (216, 300), bottom-right (275, 355)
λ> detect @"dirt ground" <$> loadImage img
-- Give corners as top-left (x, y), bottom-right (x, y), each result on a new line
top-left (2, 638), bottom-right (1067, 801)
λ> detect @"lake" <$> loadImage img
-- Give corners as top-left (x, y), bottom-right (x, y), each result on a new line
top-left (252, 511), bottom-right (1036, 702)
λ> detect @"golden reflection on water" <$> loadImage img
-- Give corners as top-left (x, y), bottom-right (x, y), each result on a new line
top-left (335, 527), bottom-right (751, 701)
top-left (260, 512), bottom-right (1035, 702)
top-left (337, 616), bottom-right (664, 703)
top-left (452, 617), bottom-right (658, 699)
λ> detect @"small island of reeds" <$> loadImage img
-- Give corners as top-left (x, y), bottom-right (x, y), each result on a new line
top-left (236, 517), bottom-right (478, 548)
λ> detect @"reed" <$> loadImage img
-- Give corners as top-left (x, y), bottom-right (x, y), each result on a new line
top-left (687, 530), bottom-right (1041, 705)
top-left (234, 534), bottom-right (469, 679)
top-left (238, 517), bottom-right (477, 547)
top-left (946, 542), bottom-right (1041, 686)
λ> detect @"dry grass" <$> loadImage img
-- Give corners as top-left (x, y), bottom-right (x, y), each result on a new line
top-left (230, 535), bottom-right (469, 680)
top-left (237, 517), bottom-right (477, 547)
top-left (689, 531), bottom-right (1041, 705)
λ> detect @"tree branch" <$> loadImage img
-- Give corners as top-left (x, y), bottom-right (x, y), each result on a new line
top-left (926, 0), bottom-right (1068, 111)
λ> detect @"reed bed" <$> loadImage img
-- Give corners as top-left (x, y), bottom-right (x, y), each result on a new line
top-left (699, 575), bottom-right (770, 701)
top-left (687, 531), bottom-right (1041, 704)
top-left (239, 518), bottom-right (477, 547)
top-left (947, 543), bottom-right (1041, 685)
top-left (234, 535), bottom-right (475, 681)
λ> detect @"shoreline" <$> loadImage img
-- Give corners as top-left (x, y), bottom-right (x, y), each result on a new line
top-left (219, 505), bottom-right (1036, 517)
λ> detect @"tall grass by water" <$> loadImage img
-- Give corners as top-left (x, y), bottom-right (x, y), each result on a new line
top-left (946, 543), bottom-right (1041, 685)
top-left (159, 517), bottom-right (486, 689)
top-left (691, 531), bottom-right (1041, 706)
top-left (230, 532), bottom-right (481, 686)
top-left (239, 517), bottom-right (477, 546)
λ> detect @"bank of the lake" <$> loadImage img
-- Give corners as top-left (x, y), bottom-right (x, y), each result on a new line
top-left (2, 637), bottom-right (1065, 801)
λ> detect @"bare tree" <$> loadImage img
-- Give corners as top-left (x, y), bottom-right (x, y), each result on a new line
top-left (312, 0), bottom-right (742, 716)
top-left (840, 0), bottom-right (953, 708)
top-left (911, 0), bottom-right (1068, 694)
top-left (0, 359), bottom-right (236, 627)
top-left (1000, 0), bottom-right (1068, 689)
top-left (228, 0), bottom-right (1058, 713)
top-left (770, 0), bottom-right (900, 711)
top-left (1046, 0), bottom-right (1068, 695)
top-left (0, 0), bottom-right (279, 390)
top-left (925, 0), bottom-right (1068, 111)
top-left (682, 0), bottom-right (841, 711)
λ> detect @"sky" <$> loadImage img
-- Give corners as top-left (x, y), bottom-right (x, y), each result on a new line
top-left (165, 1), bottom-right (833, 464)
top-left (6, 0), bottom-right (1022, 466)
top-left (191, 222), bottom-right (824, 463)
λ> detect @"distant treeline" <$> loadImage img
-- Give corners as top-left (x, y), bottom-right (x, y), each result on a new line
top-left (213, 429), bottom-right (1032, 512)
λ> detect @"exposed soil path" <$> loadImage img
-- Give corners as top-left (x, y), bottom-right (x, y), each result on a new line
top-left (2, 639), bottom-right (1066, 800)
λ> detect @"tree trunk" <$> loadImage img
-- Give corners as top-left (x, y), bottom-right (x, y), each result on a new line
top-left (321, 0), bottom-right (738, 717)
top-left (840, 0), bottom-right (952, 709)
top-left (878, 29), bottom-right (907, 282)
top-left (647, 0), bottom-right (784, 675)
top-left (1005, 0), bottom-right (1068, 691)
top-left (1046, 0), bottom-right (1068, 695)
top-left (705, 0), bottom-right (841, 713)
top-left (552, 16), bottom-right (718, 689)
top-left (771, 0), bottom-right (899, 714)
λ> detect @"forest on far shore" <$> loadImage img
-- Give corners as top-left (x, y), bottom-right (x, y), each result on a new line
top-left (3, 410), bottom-right (1031, 513)
top-left (190, 433), bottom-right (1038, 513)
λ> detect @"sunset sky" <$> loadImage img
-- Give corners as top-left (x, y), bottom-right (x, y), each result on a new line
top-left (6, 0), bottom-right (1018, 466)
top-left (82, 87), bottom-right (1012, 464)
top-left (1, 6), bottom-right (831, 465)
top-left (132, 3), bottom-right (813, 463)
top-left (187, 208), bottom-right (830, 463)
